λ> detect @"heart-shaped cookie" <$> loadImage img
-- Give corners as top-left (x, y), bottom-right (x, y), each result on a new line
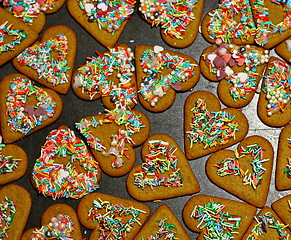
top-left (257, 57), bottom-right (291, 127)
top-left (0, 73), bottom-right (63, 143)
top-left (4, 0), bottom-right (66, 33)
top-left (182, 194), bottom-right (257, 240)
top-left (77, 192), bottom-right (151, 240)
top-left (201, 0), bottom-right (257, 45)
top-left (0, 142), bottom-right (28, 185)
top-left (184, 90), bottom-right (249, 159)
top-left (0, 8), bottom-right (38, 67)
top-left (250, 0), bottom-right (291, 49)
top-left (241, 206), bottom-right (291, 239)
top-left (200, 42), bottom-right (269, 108)
top-left (72, 43), bottom-right (137, 110)
top-left (0, 184), bottom-right (32, 240)
top-left (12, 25), bottom-right (77, 95)
top-left (67, 0), bottom-right (135, 48)
top-left (275, 123), bottom-right (291, 190)
top-left (133, 204), bottom-right (191, 240)
top-left (138, 0), bottom-right (205, 48)
top-left (206, 135), bottom-right (274, 208)
top-left (31, 125), bottom-right (101, 199)
top-left (135, 45), bottom-right (200, 112)
top-left (76, 109), bottom-right (150, 177)
top-left (21, 203), bottom-right (82, 240)
top-left (271, 194), bottom-right (291, 231)
top-left (126, 133), bottom-right (200, 201)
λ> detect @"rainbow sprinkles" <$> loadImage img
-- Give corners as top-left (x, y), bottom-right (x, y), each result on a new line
top-left (0, 198), bottom-right (16, 239)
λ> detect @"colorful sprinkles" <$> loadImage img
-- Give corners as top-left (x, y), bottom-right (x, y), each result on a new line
top-left (253, 0), bottom-right (291, 46)
top-left (0, 198), bottom-right (16, 239)
top-left (141, 218), bottom-right (178, 240)
top-left (5, 76), bottom-right (57, 135)
top-left (0, 21), bottom-right (27, 54)
top-left (29, 214), bottom-right (74, 239)
top-left (262, 59), bottom-right (291, 117)
top-left (139, 46), bottom-right (197, 107)
top-left (204, 41), bottom-right (269, 101)
top-left (77, 0), bottom-right (135, 33)
top-left (32, 128), bottom-right (100, 199)
top-left (284, 137), bottom-right (291, 178)
top-left (215, 143), bottom-right (269, 189)
top-left (186, 99), bottom-right (239, 149)
top-left (17, 34), bottom-right (70, 86)
top-left (87, 198), bottom-right (147, 239)
top-left (133, 139), bottom-right (182, 190)
top-left (139, 0), bottom-right (198, 39)
top-left (191, 200), bottom-right (242, 239)
top-left (206, 0), bottom-right (257, 43)
top-left (246, 211), bottom-right (290, 239)
top-left (0, 144), bottom-right (21, 174)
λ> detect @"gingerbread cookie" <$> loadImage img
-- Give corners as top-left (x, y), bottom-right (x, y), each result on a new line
top-left (183, 194), bottom-right (257, 240)
top-left (250, 0), bottom-right (291, 49)
top-left (0, 8), bottom-right (38, 67)
top-left (31, 125), bottom-right (101, 199)
top-left (0, 142), bottom-right (28, 185)
top-left (271, 194), bottom-right (291, 231)
top-left (200, 42), bottom-right (269, 108)
top-left (12, 25), bottom-right (77, 95)
top-left (184, 90), bottom-right (249, 160)
top-left (67, 0), bottom-right (135, 48)
top-left (135, 45), bottom-right (200, 112)
top-left (72, 43), bottom-right (137, 110)
top-left (0, 184), bottom-right (32, 240)
top-left (126, 133), bottom-right (200, 201)
top-left (201, 0), bottom-right (257, 45)
top-left (138, 0), bottom-right (205, 48)
top-left (21, 204), bottom-right (82, 240)
top-left (77, 192), bottom-right (151, 240)
top-left (76, 109), bottom-right (150, 177)
top-left (257, 57), bottom-right (291, 127)
top-left (0, 73), bottom-right (63, 143)
top-left (275, 37), bottom-right (291, 63)
top-left (206, 135), bottom-right (274, 208)
top-left (3, 0), bottom-right (66, 33)
top-left (275, 123), bottom-right (291, 190)
top-left (241, 206), bottom-right (291, 239)
top-left (133, 204), bottom-right (191, 240)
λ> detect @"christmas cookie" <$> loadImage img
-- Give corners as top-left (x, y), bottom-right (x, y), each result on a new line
top-left (275, 123), bottom-right (291, 190)
top-left (126, 133), bottom-right (200, 201)
top-left (250, 0), bottom-right (291, 49)
top-left (241, 206), bottom-right (291, 239)
top-left (77, 192), bottom-right (151, 240)
top-left (206, 135), bottom-right (274, 208)
top-left (67, 0), bottom-right (135, 48)
top-left (182, 194), bottom-right (257, 240)
top-left (135, 45), bottom-right (200, 112)
top-left (133, 204), bottom-right (191, 240)
top-left (138, 0), bottom-right (205, 48)
top-left (201, 0), bottom-right (257, 45)
top-left (12, 25), bottom-right (77, 95)
top-left (257, 57), bottom-right (291, 127)
top-left (31, 125), bottom-right (101, 199)
top-left (275, 37), bottom-right (291, 63)
top-left (72, 43), bottom-right (137, 110)
top-left (271, 194), bottom-right (291, 231)
top-left (0, 142), bottom-right (28, 185)
top-left (0, 184), bottom-right (32, 240)
top-left (0, 73), bottom-right (63, 143)
top-left (3, 0), bottom-right (66, 33)
top-left (76, 109), bottom-right (150, 177)
top-left (184, 90), bottom-right (249, 160)
top-left (200, 42), bottom-right (269, 108)
top-left (21, 204), bottom-right (82, 240)
top-left (0, 8), bottom-right (38, 67)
